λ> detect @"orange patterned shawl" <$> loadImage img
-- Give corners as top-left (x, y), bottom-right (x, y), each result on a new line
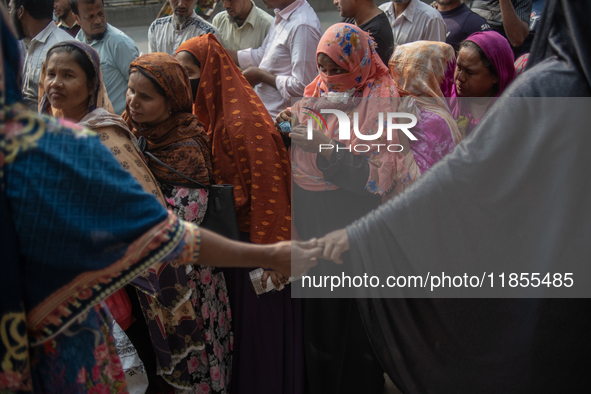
top-left (176, 35), bottom-right (291, 244)
top-left (122, 53), bottom-right (213, 186)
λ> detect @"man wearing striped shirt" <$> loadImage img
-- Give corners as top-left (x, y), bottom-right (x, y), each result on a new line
top-left (466, 0), bottom-right (532, 57)
top-left (149, 0), bottom-right (220, 55)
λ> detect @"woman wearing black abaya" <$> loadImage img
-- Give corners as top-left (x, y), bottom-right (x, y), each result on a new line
top-left (316, 1), bottom-right (591, 393)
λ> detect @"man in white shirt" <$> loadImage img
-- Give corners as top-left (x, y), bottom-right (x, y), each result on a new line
top-left (227, 0), bottom-right (322, 118)
top-left (379, 0), bottom-right (446, 46)
top-left (8, 0), bottom-right (71, 111)
top-left (71, 0), bottom-right (139, 115)
top-left (212, 0), bottom-right (273, 50)
top-left (149, 0), bottom-right (220, 55)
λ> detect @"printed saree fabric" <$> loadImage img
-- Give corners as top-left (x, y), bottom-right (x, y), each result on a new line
top-left (388, 41), bottom-right (462, 173)
top-left (449, 31), bottom-right (515, 135)
top-left (176, 34), bottom-right (292, 244)
top-left (0, 104), bottom-right (201, 393)
top-left (291, 23), bottom-right (415, 196)
top-left (0, 14), bottom-right (202, 392)
top-left (38, 40), bottom-right (207, 380)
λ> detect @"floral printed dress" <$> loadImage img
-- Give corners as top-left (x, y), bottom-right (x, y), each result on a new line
top-left (164, 186), bottom-right (233, 394)
top-left (29, 305), bottom-right (128, 394)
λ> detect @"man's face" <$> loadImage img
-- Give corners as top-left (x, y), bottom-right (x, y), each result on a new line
top-left (222, 0), bottom-right (250, 19)
top-left (73, 0), bottom-right (107, 40)
top-left (8, 0), bottom-right (26, 40)
top-left (168, 0), bottom-right (198, 24)
top-left (391, 0), bottom-right (411, 4)
top-left (54, 0), bottom-right (72, 20)
top-left (333, 0), bottom-right (355, 18)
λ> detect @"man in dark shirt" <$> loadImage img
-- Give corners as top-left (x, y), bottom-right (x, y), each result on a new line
top-left (466, 0), bottom-right (532, 57)
top-left (53, 0), bottom-right (80, 37)
top-left (335, 0), bottom-right (394, 66)
top-left (436, 0), bottom-right (490, 51)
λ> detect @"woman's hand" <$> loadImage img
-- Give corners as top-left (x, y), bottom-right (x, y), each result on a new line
top-left (317, 228), bottom-right (350, 265)
top-left (265, 239), bottom-right (322, 278)
top-left (275, 109), bottom-right (293, 134)
top-left (261, 270), bottom-right (288, 290)
top-left (291, 124), bottom-right (334, 159)
top-left (276, 109), bottom-right (292, 125)
top-left (197, 230), bottom-right (321, 276)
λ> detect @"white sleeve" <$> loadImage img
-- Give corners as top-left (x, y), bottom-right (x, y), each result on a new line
top-left (275, 24), bottom-right (321, 101)
top-left (237, 30), bottom-right (270, 68)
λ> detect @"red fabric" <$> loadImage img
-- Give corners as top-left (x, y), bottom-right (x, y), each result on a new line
top-left (104, 289), bottom-right (135, 330)
top-left (176, 35), bottom-right (292, 244)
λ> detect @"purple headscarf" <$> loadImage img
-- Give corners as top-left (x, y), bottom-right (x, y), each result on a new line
top-left (449, 31), bottom-right (515, 136)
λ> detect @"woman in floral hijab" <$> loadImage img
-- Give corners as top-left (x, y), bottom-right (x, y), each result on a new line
top-left (286, 23), bottom-right (415, 394)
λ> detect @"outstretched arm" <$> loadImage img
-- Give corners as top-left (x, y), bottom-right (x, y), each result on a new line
top-left (197, 227), bottom-right (321, 277)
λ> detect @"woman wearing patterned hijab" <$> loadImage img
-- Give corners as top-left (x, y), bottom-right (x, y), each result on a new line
top-left (389, 41), bottom-right (463, 174)
top-left (39, 41), bottom-right (212, 393)
top-left (122, 53), bottom-right (232, 393)
top-left (0, 9), bottom-right (319, 394)
top-left (175, 35), bottom-right (298, 394)
top-left (286, 23), bottom-right (416, 394)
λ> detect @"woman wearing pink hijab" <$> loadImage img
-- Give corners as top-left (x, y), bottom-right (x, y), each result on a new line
top-left (450, 31), bottom-right (516, 137)
top-left (284, 23), bottom-right (416, 394)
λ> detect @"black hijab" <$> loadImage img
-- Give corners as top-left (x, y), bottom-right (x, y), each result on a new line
top-left (345, 1), bottom-right (591, 393)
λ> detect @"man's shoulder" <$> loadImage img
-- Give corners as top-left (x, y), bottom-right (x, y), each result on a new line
top-left (362, 12), bottom-right (391, 33)
top-left (464, 9), bottom-right (490, 28)
top-left (254, 6), bottom-right (274, 24)
top-left (104, 24), bottom-right (136, 45)
top-left (149, 15), bottom-right (173, 33)
top-left (212, 10), bottom-right (229, 26)
top-left (49, 25), bottom-right (73, 43)
top-left (186, 14), bottom-right (218, 34)
top-left (289, 1), bottom-right (321, 29)
top-left (379, 2), bottom-right (392, 14)
top-left (415, 0), bottom-right (444, 20)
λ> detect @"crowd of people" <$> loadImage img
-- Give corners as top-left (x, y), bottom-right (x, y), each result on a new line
top-left (2, 0), bottom-right (591, 394)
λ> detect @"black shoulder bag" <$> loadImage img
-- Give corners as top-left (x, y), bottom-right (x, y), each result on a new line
top-left (138, 136), bottom-right (240, 240)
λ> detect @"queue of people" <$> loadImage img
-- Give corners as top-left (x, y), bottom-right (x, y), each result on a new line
top-left (3, 0), bottom-right (590, 394)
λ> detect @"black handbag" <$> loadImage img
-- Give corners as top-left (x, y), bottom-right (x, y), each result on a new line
top-left (138, 137), bottom-right (240, 240)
